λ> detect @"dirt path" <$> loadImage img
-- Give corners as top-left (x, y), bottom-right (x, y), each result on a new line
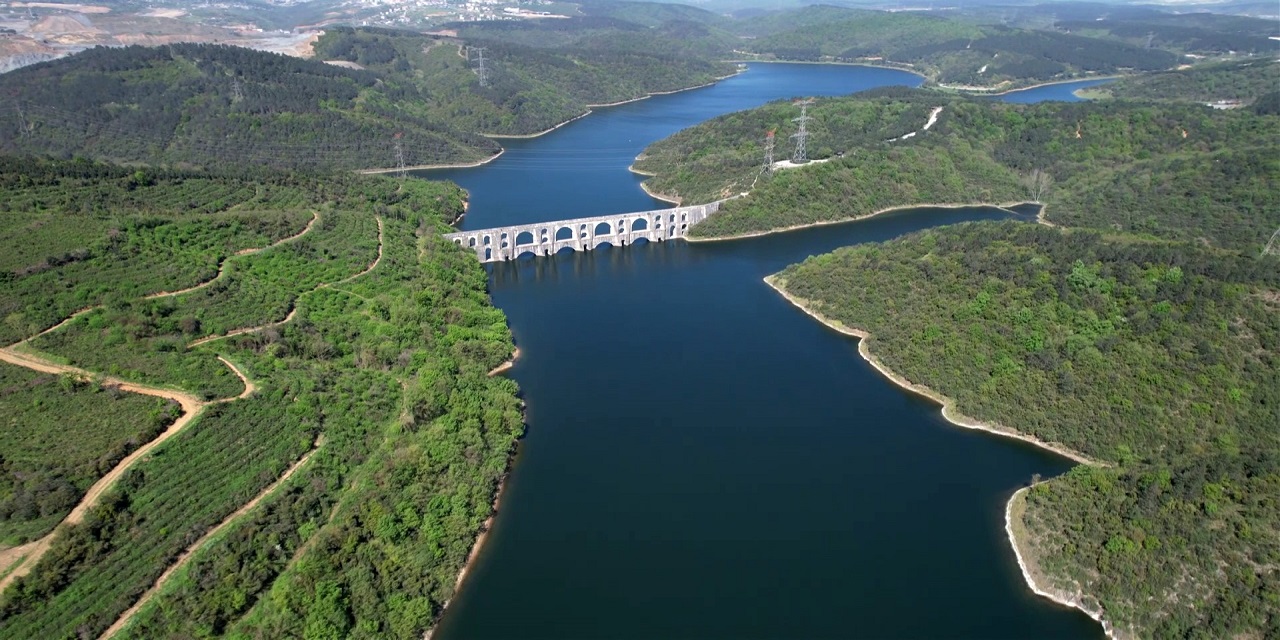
top-left (99, 438), bottom-right (323, 640)
top-left (187, 217), bottom-right (383, 348)
top-left (145, 212), bottom-right (320, 300)
top-left (0, 346), bottom-right (259, 595)
top-left (0, 346), bottom-right (214, 593)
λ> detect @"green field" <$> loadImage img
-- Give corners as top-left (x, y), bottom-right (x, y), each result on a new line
top-left (0, 162), bottom-right (521, 639)
top-left (0, 362), bottom-right (179, 545)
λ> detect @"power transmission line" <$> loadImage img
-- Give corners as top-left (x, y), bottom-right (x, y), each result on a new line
top-left (791, 98), bottom-right (814, 164)
top-left (393, 132), bottom-right (407, 178)
top-left (471, 47), bottom-right (489, 88)
top-left (763, 129), bottom-right (775, 171)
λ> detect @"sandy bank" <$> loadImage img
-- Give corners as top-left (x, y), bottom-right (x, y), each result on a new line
top-left (1007, 487), bottom-right (1123, 639)
top-left (360, 149), bottom-right (506, 174)
top-left (763, 274), bottom-right (1118, 636)
top-left (686, 201), bottom-right (1031, 244)
top-left (488, 346), bottom-right (520, 377)
top-left (634, 175), bottom-right (681, 205)
top-left (725, 59), bottom-right (926, 81)
top-left (482, 111), bottom-right (593, 140)
top-left (762, 276), bottom-right (1098, 466)
top-left (953, 75), bottom-right (1123, 97)
top-left (423, 466), bottom-right (514, 640)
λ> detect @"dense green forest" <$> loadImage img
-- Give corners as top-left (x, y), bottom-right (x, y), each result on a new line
top-left (771, 222), bottom-right (1280, 637)
top-left (0, 27), bottom-right (733, 170)
top-left (0, 159), bottom-right (521, 638)
top-left (0, 44), bottom-right (501, 172)
top-left (636, 87), bottom-right (1279, 252)
top-left (730, 6), bottom-right (1181, 88)
top-left (312, 26), bottom-right (735, 136)
top-left (1053, 10), bottom-right (1276, 56)
top-left (1082, 58), bottom-right (1280, 105)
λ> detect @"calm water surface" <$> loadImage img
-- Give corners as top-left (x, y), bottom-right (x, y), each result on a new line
top-left (425, 64), bottom-right (1103, 639)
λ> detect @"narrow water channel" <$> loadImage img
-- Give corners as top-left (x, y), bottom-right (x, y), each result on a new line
top-left (423, 65), bottom-right (1108, 639)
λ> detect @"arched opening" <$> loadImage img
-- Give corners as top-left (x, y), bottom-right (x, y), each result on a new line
top-left (516, 231), bottom-right (535, 246)
top-left (631, 218), bottom-right (648, 231)
top-left (540, 228), bottom-right (550, 243)
top-left (555, 246), bottom-right (577, 256)
top-left (680, 213), bottom-right (687, 222)
top-left (594, 222), bottom-right (611, 235)
top-left (668, 226), bottom-right (675, 237)
top-left (501, 240), bottom-right (509, 249)
top-left (680, 223), bottom-right (688, 231)
top-left (653, 215), bottom-right (662, 229)
top-left (454, 239), bottom-right (462, 246)
top-left (484, 247), bottom-right (492, 260)
top-left (483, 235), bottom-right (492, 246)
top-left (669, 214), bottom-right (676, 224)
top-left (579, 224), bottom-right (589, 239)
top-left (515, 247), bottom-right (538, 260)
top-left (468, 237), bottom-right (477, 247)
top-left (631, 237), bottom-right (650, 246)
top-left (556, 227), bottom-right (573, 241)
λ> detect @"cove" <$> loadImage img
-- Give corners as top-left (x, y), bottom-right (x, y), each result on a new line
top-left (421, 64), bottom-right (1105, 639)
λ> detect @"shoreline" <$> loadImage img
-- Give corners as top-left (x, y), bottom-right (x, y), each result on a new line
top-left (763, 275), bottom-right (1116, 636)
top-left (359, 149), bottom-right (505, 174)
top-left (724, 58), bottom-right (927, 81)
top-left (487, 346), bottom-right (520, 377)
top-left (762, 275), bottom-right (1098, 466)
top-left (1035, 202), bottom-right (1055, 227)
top-left (686, 201), bottom-right (1032, 244)
top-left (1006, 487), bottom-right (1121, 639)
top-left (482, 110), bottom-right (593, 140)
top-left (424, 452), bottom-right (515, 640)
top-left (636, 175), bottom-right (681, 205)
top-left (480, 69), bottom-right (747, 141)
top-left (952, 75), bottom-right (1123, 97)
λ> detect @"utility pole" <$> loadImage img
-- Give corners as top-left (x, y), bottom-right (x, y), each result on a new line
top-left (471, 47), bottom-right (489, 88)
top-left (231, 77), bottom-right (244, 102)
top-left (393, 132), bottom-right (407, 178)
top-left (791, 98), bottom-right (814, 164)
top-left (1145, 32), bottom-right (1155, 48)
top-left (763, 129), bottom-right (775, 171)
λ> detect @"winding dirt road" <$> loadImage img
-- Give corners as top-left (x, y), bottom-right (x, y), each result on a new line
top-left (0, 347), bottom-right (247, 592)
top-left (144, 211), bottom-right (321, 300)
top-left (187, 217), bottom-right (384, 348)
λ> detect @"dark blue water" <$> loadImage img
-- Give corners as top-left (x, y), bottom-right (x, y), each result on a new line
top-left (430, 64), bottom-right (922, 228)
top-left (997, 78), bottom-right (1115, 104)
top-left (426, 64), bottom-right (1103, 639)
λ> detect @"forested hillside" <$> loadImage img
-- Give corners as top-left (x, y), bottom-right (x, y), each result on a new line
top-left (0, 44), bottom-right (501, 172)
top-left (732, 7), bottom-right (1180, 88)
top-left (1082, 58), bottom-right (1279, 105)
top-left (0, 159), bottom-right (520, 638)
top-left (771, 222), bottom-right (1280, 637)
top-left (0, 26), bottom-right (735, 171)
top-left (1054, 11), bottom-right (1275, 56)
top-left (313, 26), bottom-right (736, 136)
top-left (636, 87), bottom-right (1279, 252)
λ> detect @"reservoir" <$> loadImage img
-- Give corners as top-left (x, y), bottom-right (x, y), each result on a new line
top-left (423, 64), bottom-right (1104, 639)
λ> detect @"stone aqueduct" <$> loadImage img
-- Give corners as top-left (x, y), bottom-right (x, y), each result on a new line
top-left (444, 201), bottom-right (724, 263)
